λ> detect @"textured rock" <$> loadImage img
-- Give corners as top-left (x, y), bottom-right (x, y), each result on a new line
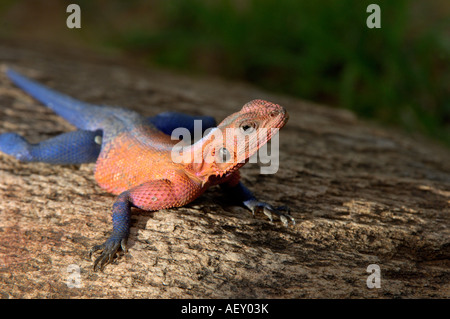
top-left (0, 41), bottom-right (449, 298)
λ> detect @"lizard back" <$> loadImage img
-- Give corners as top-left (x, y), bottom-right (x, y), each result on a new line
top-left (95, 119), bottom-right (189, 195)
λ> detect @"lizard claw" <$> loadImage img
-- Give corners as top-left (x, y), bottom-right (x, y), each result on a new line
top-left (244, 200), bottom-right (295, 226)
top-left (88, 237), bottom-right (127, 271)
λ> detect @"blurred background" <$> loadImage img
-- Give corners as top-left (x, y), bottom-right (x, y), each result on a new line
top-left (0, 0), bottom-right (448, 146)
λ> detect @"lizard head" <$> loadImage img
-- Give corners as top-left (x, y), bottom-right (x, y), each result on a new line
top-left (189, 99), bottom-right (289, 181)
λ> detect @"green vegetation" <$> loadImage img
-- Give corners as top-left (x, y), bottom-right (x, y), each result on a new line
top-left (108, 0), bottom-right (450, 145)
top-left (4, 0), bottom-right (450, 145)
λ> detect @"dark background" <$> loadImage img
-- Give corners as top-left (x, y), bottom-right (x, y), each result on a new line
top-left (0, 0), bottom-right (448, 145)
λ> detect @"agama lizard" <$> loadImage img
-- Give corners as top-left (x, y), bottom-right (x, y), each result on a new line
top-left (0, 69), bottom-right (294, 270)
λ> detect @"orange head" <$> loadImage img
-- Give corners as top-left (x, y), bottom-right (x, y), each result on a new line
top-left (184, 99), bottom-right (289, 181)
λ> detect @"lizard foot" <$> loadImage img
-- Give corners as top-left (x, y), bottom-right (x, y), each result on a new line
top-left (244, 200), bottom-right (295, 227)
top-left (88, 237), bottom-right (127, 271)
top-left (0, 133), bottom-right (32, 161)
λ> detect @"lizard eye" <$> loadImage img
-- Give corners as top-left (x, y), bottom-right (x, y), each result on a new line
top-left (217, 147), bottom-right (231, 163)
top-left (240, 122), bottom-right (257, 134)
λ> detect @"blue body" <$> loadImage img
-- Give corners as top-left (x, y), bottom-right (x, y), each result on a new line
top-left (2, 69), bottom-right (216, 164)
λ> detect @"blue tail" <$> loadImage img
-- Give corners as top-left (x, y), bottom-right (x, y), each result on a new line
top-left (6, 68), bottom-right (115, 131)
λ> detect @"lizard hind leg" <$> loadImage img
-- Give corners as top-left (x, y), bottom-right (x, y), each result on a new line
top-left (0, 129), bottom-right (102, 164)
top-left (0, 132), bottom-right (33, 162)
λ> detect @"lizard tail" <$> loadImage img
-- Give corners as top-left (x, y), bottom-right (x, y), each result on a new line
top-left (5, 68), bottom-right (110, 131)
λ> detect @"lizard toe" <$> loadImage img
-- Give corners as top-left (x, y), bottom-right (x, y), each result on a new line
top-left (245, 200), bottom-right (295, 226)
top-left (89, 237), bottom-right (127, 271)
top-left (262, 205), bottom-right (295, 227)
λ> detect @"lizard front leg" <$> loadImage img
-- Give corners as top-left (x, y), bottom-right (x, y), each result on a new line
top-left (89, 190), bottom-right (131, 271)
top-left (220, 172), bottom-right (295, 226)
top-left (89, 178), bottom-right (199, 271)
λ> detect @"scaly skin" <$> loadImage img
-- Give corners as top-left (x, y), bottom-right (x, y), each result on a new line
top-left (1, 68), bottom-right (294, 271)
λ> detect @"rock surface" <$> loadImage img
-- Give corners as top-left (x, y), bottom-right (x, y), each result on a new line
top-left (0, 41), bottom-right (449, 298)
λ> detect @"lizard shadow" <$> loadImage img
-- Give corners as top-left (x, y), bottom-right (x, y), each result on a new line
top-left (123, 187), bottom-right (302, 264)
